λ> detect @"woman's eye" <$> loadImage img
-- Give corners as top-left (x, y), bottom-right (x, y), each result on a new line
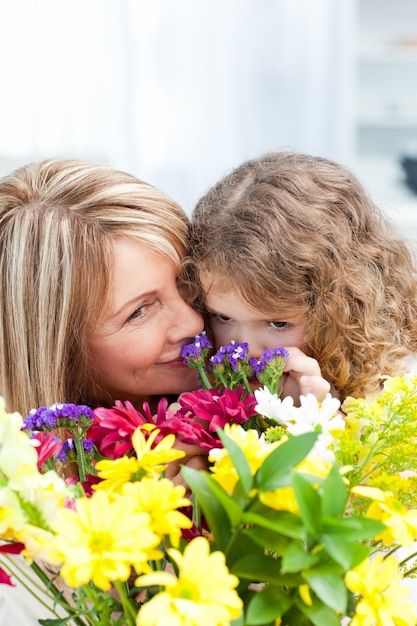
top-left (128, 305), bottom-right (147, 321)
top-left (269, 321), bottom-right (291, 330)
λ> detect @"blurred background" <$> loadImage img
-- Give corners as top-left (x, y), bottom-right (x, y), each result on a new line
top-left (1, 0), bottom-right (417, 239)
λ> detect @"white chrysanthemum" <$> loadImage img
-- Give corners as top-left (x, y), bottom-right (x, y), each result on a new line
top-left (255, 389), bottom-right (343, 462)
top-left (287, 393), bottom-right (343, 437)
top-left (287, 393), bottom-right (343, 462)
top-left (254, 386), bottom-right (295, 424)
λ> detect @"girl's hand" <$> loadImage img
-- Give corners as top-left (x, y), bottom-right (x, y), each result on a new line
top-left (279, 347), bottom-right (331, 403)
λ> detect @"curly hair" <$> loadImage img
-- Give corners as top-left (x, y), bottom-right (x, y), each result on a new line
top-left (188, 151), bottom-right (417, 401)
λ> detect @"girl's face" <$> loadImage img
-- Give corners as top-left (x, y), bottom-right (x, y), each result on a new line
top-left (203, 282), bottom-right (308, 357)
top-left (86, 237), bottom-right (204, 407)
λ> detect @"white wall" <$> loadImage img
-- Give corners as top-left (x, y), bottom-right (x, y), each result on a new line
top-left (0, 0), bottom-right (354, 213)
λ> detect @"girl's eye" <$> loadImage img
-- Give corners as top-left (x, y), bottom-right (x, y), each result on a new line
top-left (269, 321), bottom-right (291, 330)
top-left (213, 313), bottom-right (233, 323)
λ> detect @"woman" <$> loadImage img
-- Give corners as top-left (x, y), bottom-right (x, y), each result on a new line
top-left (0, 158), bottom-right (204, 625)
top-left (0, 158), bottom-right (203, 415)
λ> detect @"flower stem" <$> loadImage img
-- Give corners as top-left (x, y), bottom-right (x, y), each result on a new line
top-left (74, 436), bottom-right (87, 482)
top-left (198, 368), bottom-right (212, 390)
top-left (113, 580), bottom-right (137, 625)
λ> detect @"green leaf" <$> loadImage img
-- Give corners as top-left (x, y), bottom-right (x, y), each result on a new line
top-left (321, 464), bottom-right (348, 517)
top-left (190, 466), bottom-right (243, 526)
top-left (256, 432), bottom-right (318, 492)
top-left (217, 427), bottom-right (253, 496)
top-left (321, 533), bottom-right (356, 570)
top-left (225, 533), bottom-right (269, 569)
top-left (349, 543), bottom-right (373, 569)
top-left (298, 600), bottom-right (342, 626)
top-left (322, 515), bottom-right (386, 542)
top-left (181, 466), bottom-right (232, 550)
top-left (231, 552), bottom-right (301, 586)
top-left (292, 473), bottom-right (322, 535)
top-left (245, 585), bottom-right (292, 625)
top-left (241, 526), bottom-right (291, 555)
top-left (281, 540), bottom-right (320, 573)
top-left (243, 509), bottom-right (306, 540)
top-left (304, 567), bottom-right (347, 613)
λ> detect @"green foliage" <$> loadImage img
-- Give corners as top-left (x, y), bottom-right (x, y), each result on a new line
top-left (185, 426), bottom-right (388, 625)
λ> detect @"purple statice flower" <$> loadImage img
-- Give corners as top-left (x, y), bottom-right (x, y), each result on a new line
top-left (83, 439), bottom-right (95, 453)
top-left (210, 341), bottom-right (248, 369)
top-left (250, 346), bottom-right (289, 394)
top-left (227, 342), bottom-right (249, 372)
top-left (22, 403), bottom-right (94, 432)
top-left (56, 448), bottom-right (67, 464)
top-left (180, 332), bottom-right (213, 363)
top-left (250, 347), bottom-right (289, 374)
top-left (209, 341), bottom-right (253, 392)
top-left (57, 439), bottom-right (75, 464)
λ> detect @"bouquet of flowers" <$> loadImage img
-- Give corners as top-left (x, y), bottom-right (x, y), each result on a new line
top-left (1, 332), bottom-right (417, 626)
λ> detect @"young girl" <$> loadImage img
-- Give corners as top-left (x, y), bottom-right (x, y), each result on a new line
top-left (188, 151), bottom-right (417, 403)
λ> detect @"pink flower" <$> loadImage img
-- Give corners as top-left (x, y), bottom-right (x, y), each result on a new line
top-left (66, 474), bottom-right (102, 498)
top-left (88, 397), bottom-right (214, 459)
top-left (177, 387), bottom-right (257, 432)
top-left (0, 543), bottom-right (25, 586)
top-left (33, 431), bottom-right (64, 469)
top-left (88, 399), bottom-right (164, 458)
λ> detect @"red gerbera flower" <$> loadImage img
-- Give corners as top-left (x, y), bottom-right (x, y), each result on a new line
top-left (177, 386), bottom-right (257, 432)
top-left (88, 397), bottom-right (211, 459)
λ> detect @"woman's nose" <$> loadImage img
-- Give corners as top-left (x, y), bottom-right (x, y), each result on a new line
top-left (172, 298), bottom-right (204, 341)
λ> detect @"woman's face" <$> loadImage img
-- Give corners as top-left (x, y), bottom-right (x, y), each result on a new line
top-left (86, 237), bottom-right (204, 407)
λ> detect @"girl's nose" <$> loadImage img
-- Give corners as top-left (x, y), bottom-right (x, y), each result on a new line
top-left (233, 328), bottom-right (264, 359)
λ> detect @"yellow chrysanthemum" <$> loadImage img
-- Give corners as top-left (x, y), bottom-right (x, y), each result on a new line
top-left (0, 488), bottom-right (26, 539)
top-left (209, 424), bottom-right (278, 494)
top-left (353, 486), bottom-right (417, 547)
top-left (94, 425), bottom-right (185, 494)
top-left (119, 479), bottom-right (192, 547)
top-left (382, 373), bottom-right (417, 395)
top-left (135, 536), bottom-right (243, 626)
top-left (18, 525), bottom-right (60, 563)
top-left (259, 455), bottom-right (331, 512)
top-left (52, 490), bottom-right (161, 590)
top-left (94, 456), bottom-right (139, 494)
top-left (0, 409), bottom-right (39, 485)
top-left (346, 555), bottom-right (417, 626)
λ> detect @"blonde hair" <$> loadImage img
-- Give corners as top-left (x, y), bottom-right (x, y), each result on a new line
top-left (189, 151), bottom-right (417, 401)
top-left (0, 158), bottom-right (189, 415)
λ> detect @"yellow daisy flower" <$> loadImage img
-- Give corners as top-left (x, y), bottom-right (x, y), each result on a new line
top-left (135, 536), bottom-right (243, 626)
top-left (119, 479), bottom-right (192, 547)
top-left (353, 486), bottom-right (417, 547)
top-left (94, 425), bottom-right (185, 494)
top-left (345, 555), bottom-right (417, 626)
top-left (209, 424), bottom-right (277, 494)
top-left (52, 490), bottom-right (161, 590)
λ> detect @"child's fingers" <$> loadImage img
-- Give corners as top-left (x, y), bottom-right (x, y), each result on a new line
top-left (283, 347), bottom-right (322, 378)
top-left (281, 347), bottom-right (331, 402)
top-left (298, 375), bottom-right (331, 402)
